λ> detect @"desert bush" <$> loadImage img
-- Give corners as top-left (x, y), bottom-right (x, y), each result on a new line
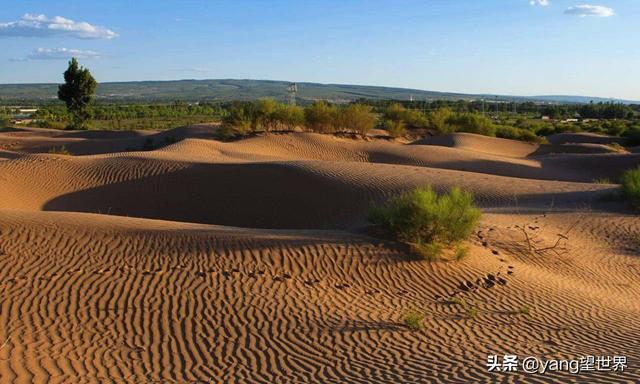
top-left (382, 103), bottom-right (428, 129)
top-left (273, 104), bottom-right (305, 130)
top-left (494, 125), bottom-right (540, 142)
top-left (304, 101), bottom-right (338, 133)
top-left (621, 167), bottom-right (640, 209)
top-left (0, 115), bottom-right (10, 129)
top-left (429, 107), bottom-right (454, 133)
top-left (518, 304), bottom-right (532, 318)
top-left (336, 104), bottom-right (376, 135)
top-left (48, 145), bottom-right (71, 155)
top-left (382, 103), bottom-right (406, 123)
top-left (256, 98), bottom-right (278, 130)
top-left (381, 118), bottom-right (406, 138)
top-left (447, 112), bottom-right (496, 136)
top-left (454, 245), bottom-right (469, 261)
top-left (222, 106), bottom-right (254, 135)
top-left (369, 186), bottom-right (481, 259)
top-left (401, 309), bottom-right (425, 330)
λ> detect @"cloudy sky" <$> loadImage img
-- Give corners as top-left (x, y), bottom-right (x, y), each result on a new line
top-left (0, 0), bottom-right (637, 100)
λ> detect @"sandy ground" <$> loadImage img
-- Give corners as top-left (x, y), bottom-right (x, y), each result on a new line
top-left (0, 126), bottom-right (639, 383)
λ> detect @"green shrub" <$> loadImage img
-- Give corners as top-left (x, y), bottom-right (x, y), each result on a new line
top-left (273, 104), bottom-right (305, 130)
top-left (382, 103), bottom-right (428, 129)
top-left (494, 125), bottom-right (540, 143)
top-left (369, 186), bottom-right (481, 259)
top-left (621, 168), bottom-right (640, 210)
top-left (381, 119), bottom-right (406, 138)
top-left (454, 245), bottom-right (470, 261)
top-left (447, 112), bottom-right (496, 136)
top-left (222, 106), bottom-right (254, 135)
top-left (429, 107), bottom-right (454, 133)
top-left (304, 101), bottom-right (338, 133)
top-left (48, 145), bottom-right (71, 155)
top-left (336, 104), bottom-right (376, 135)
top-left (0, 115), bottom-right (10, 128)
top-left (382, 103), bottom-right (406, 123)
top-left (518, 304), bottom-right (532, 318)
top-left (401, 309), bottom-right (425, 330)
top-left (256, 98), bottom-right (278, 130)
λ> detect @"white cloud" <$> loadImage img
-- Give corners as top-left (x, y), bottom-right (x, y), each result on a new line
top-left (11, 48), bottom-right (101, 61)
top-left (530, 0), bottom-right (550, 6)
top-left (564, 4), bottom-right (615, 17)
top-left (0, 13), bottom-right (117, 39)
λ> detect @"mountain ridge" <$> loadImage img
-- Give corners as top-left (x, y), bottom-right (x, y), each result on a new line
top-left (0, 78), bottom-right (637, 104)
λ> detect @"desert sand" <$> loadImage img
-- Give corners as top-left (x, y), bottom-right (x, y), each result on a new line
top-left (0, 126), bottom-right (639, 383)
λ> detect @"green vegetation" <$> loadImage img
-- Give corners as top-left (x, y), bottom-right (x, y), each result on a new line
top-left (621, 168), bottom-right (640, 210)
top-left (57, 58), bottom-right (97, 130)
top-left (465, 306), bottom-right (478, 319)
top-left (336, 104), bottom-right (376, 135)
top-left (401, 309), bottom-right (425, 330)
top-left (368, 187), bottom-right (481, 260)
top-left (518, 305), bottom-right (533, 318)
top-left (6, 69), bottom-right (638, 144)
top-left (0, 115), bottom-right (10, 129)
top-left (454, 245), bottom-right (470, 262)
top-left (304, 101), bottom-right (338, 133)
top-left (48, 145), bottom-right (71, 155)
top-left (220, 99), bottom-right (376, 137)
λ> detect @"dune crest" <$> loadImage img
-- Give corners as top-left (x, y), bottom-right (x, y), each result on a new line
top-left (1, 127), bottom-right (639, 383)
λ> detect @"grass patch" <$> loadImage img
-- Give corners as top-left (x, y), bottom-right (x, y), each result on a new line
top-left (592, 178), bottom-right (611, 184)
top-left (621, 167), bottom-right (640, 210)
top-left (48, 145), bottom-right (71, 155)
top-left (401, 309), bottom-right (425, 330)
top-left (518, 304), bottom-right (533, 318)
top-left (465, 306), bottom-right (478, 319)
top-left (369, 186), bottom-right (481, 261)
top-left (454, 245), bottom-right (470, 262)
top-left (449, 296), bottom-right (465, 306)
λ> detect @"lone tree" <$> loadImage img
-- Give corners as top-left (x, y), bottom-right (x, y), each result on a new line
top-left (58, 58), bottom-right (97, 130)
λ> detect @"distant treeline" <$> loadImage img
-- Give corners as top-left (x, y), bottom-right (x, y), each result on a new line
top-left (218, 99), bottom-right (640, 144)
top-left (359, 99), bottom-right (639, 120)
top-left (6, 99), bottom-right (640, 145)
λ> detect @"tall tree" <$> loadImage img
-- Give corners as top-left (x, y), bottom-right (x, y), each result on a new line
top-left (57, 58), bottom-right (97, 130)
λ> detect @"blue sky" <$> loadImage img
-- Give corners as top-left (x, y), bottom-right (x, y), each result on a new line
top-left (1, 0), bottom-right (638, 100)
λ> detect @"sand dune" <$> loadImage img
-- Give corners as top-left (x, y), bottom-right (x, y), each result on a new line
top-left (547, 132), bottom-right (627, 146)
top-left (1, 127), bottom-right (639, 383)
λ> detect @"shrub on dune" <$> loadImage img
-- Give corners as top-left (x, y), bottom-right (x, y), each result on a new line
top-left (381, 118), bottom-right (406, 138)
top-left (304, 101), bottom-right (338, 133)
top-left (621, 167), bottom-right (640, 210)
top-left (494, 125), bottom-right (540, 143)
top-left (336, 104), bottom-right (376, 135)
top-left (429, 107), bottom-right (454, 133)
top-left (222, 106), bottom-right (253, 135)
top-left (273, 104), bottom-right (305, 131)
top-left (446, 112), bottom-right (496, 137)
top-left (368, 186), bottom-right (481, 260)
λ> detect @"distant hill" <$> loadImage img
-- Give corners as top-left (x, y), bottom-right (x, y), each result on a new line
top-left (0, 79), bottom-right (637, 104)
top-left (531, 95), bottom-right (638, 104)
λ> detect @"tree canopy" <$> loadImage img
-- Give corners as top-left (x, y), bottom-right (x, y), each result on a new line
top-left (57, 58), bottom-right (97, 129)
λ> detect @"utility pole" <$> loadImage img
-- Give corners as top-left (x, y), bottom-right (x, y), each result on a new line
top-left (287, 83), bottom-right (298, 106)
